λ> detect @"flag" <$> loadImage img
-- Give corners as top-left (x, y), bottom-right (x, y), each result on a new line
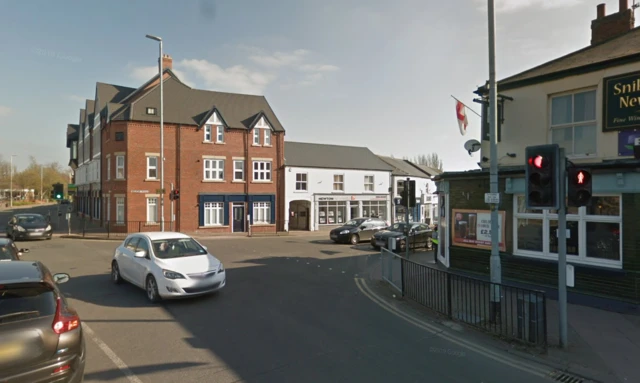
top-left (455, 100), bottom-right (468, 136)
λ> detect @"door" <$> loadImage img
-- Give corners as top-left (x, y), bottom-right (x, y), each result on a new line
top-left (437, 194), bottom-right (449, 267)
top-left (233, 204), bottom-right (245, 232)
top-left (131, 238), bottom-right (151, 286)
top-left (119, 237), bottom-right (139, 284)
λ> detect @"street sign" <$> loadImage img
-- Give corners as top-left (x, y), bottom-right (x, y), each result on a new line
top-left (484, 192), bottom-right (500, 204)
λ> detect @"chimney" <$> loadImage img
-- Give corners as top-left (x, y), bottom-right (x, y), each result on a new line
top-left (161, 54), bottom-right (173, 70)
top-left (591, 1), bottom-right (635, 45)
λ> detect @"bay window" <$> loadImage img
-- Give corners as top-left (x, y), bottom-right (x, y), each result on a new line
top-left (513, 194), bottom-right (621, 267)
top-left (204, 202), bottom-right (223, 226)
top-left (253, 202), bottom-right (271, 224)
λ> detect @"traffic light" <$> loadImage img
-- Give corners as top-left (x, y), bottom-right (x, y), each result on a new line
top-left (525, 144), bottom-right (561, 210)
top-left (52, 183), bottom-right (64, 200)
top-left (567, 168), bottom-right (592, 207)
top-left (400, 179), bottom-right (416, 208)
top-left (170, 189), bottom-right (180, 201)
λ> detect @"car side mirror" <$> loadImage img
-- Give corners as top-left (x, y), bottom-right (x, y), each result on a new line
top-left (53, 273), bottom-right (70, 284)
top-left (360, 226), bottom-right (366, 230)
top-left (19, 248), bottom-right (29, 253)
top-left (134, 250), bottom-right (147, 258)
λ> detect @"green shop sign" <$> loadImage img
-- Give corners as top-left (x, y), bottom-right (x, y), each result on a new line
top-left (603, 70), bottom-right (640, 132)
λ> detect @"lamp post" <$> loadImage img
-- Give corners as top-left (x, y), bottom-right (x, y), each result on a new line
top-left (146, 34), bottom-right (165, 232)
top-left (40, 165), bottom-right (43, 201)
top-left (9, 155), bottom-right (17, 207)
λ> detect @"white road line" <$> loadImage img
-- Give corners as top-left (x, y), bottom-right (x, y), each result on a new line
top-left (82, 323), bottom-right (144, 383)
top-left (354, 278), bottom-right (552, 379)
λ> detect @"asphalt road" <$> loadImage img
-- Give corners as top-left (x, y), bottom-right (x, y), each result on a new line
top-left (0, 205), bottom-right (556, 383)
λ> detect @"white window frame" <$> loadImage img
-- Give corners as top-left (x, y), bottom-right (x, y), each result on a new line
top-left (204, 202), bottom-right (224, 226)
top-left (364, 175), bottom-right (374, 192)
top-left (204, 159), bottom-right (224, 181)
top-left (253, 161), bottom-right (271, 182)
top-left (253, 129), bottom-right (260, 145)
top-left (216, 125), bottom-right (224, 143)
top-left (146, 197), bottom-right (158, 223)
top-left (116, 155), bottom-right (125, 179)
top-left (512, 194), bottom-right (622, 269)
top-left (116, 197), bottom-right (125, 224)
top-left (204, 125), bottom-right (212, 142)
top-left (264, 129), bottom-right (271, 146)
top-left (333, 174), bottom-right (344, 191)
top-left (253, 202), bottom-right (271, 224)
top-left (147, 156), bottom-right (158, 179)
top-left (549, 89), bottom-right (597, 158)
top-left (295, 173), bottom-right (307, 191)
top-left (233, 160), bottom-right (244, 181)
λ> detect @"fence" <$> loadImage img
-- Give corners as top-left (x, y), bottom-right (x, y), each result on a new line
top-left (72, 219), bottom-right (175, 239)
top-left (381, 251), bottom-right (547, 347)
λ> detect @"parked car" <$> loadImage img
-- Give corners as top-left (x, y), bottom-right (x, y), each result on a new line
top-left (0, 261), bottom-right (85, 383)
top-left (329, 217), bottom-right (388, 245)
top-left (111, 232), bottom-right (226, 303)
top-left (6, 213), bottom-right (53, 241)
top-left (371, 222), bottom-right (432, 252)
top-left (0, 238), bottom-right (29, 261)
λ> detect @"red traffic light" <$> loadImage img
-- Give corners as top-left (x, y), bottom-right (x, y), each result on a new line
top-left (528, 155), bottom-right (547, 169)
top-left (572, 170), bottom-right (591, 185)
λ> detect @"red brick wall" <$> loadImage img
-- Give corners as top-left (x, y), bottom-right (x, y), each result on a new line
top-left (100, 119), bottom-right (283, 234)
top-left (591, 8), bottom-right (634, 45)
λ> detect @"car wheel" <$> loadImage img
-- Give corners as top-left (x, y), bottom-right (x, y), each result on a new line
top-left (146, 275), bottom-right (161, 303)
top-left (111, 261), bottom-right (122, 284)
top-left (350, 234), bottom-right (359, 245)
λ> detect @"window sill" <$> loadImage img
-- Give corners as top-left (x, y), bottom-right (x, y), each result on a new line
top-left (144, 179), bottom-right (159, 182)
top-left (199, 225), bottom-right (229, 229)
top-left (202, 180), bottom-right (225, 183)
top-left (263, 144), bottom-right (273, 147)
top-left (144, 223), bottom-right (160, 226)
top-left (252, 144), bottom-right (262, 147)
top-left (251, 181), bottom-right (273, 184)
top-left (202, 141), bottom-right (226, 145)
top-left (114, 223), bottom-right (126, 226)
top-left (294, 190), bottom-right (308, 193)
top-left (251, 223), bottom-right (274, 227)
top-left (331, 191), bottom-right (345, 193)
top-left (233, 180), bottom-right (246, 183)
top-left (114, 178), bottom-right (126, 181)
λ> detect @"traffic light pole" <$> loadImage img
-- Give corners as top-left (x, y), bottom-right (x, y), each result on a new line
top-left (557, 149), bottom-right (568, 349)
top-left (488, 0), bottom-right (502, 322)
top-left (170, 182), bottom-right (174, 231)
top-left (405, 178), bottom-right (410, 259)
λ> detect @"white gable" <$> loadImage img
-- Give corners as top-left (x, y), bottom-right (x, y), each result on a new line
top-left (255, 116), bottom-right (271, 129)
top-left (206, 111), bottom-right (222, 125)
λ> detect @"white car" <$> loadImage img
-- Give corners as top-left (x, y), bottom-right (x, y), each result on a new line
top-left (110, 232), bottom-right (226, 302)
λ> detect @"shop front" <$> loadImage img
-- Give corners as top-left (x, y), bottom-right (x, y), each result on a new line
top-left (313, 194), bottom-right (390, 230)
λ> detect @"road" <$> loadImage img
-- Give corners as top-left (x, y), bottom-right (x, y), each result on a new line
top-left (0, 206), bottom-right (556, 383)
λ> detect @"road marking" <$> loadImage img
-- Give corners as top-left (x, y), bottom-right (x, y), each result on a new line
top-left (354, 278), bottom-right (552, 379)
top-left (82, 323), bottom-right (144, 383)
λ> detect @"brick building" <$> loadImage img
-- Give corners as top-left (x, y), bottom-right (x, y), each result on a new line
top-left (67, 55), bottom-right (285, 234)
top-left (434, 1), bottom-right (640, 309)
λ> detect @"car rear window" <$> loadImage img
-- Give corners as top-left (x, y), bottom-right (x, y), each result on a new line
top-left (0, 245), bottom-right (18, 260)
top-left (0, 285), bottom-right (56, 324)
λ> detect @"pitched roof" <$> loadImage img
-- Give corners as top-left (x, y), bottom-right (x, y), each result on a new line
top-left (84, 100), bottom-right (95, 128)
top-left (413, 164), bottom-right (441, 176)
top-left (376, 156), bottom-right (432, 178)
top-left (496, 26), bottom-right (640, 90)
top-left (66, 124), bottom-right (78, 148)
top-left (94, 82), bottom-right (136, 121)
top-left (284, 142), bottom-right (394, 172)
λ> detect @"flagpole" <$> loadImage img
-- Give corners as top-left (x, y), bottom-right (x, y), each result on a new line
top-left (450, 95), bottom-right (482, 117)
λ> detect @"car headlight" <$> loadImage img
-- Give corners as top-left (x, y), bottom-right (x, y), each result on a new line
top-left (218, 263), bottom-right (224, 272)
top-left (340, 230), bottom-right (349, 234)
top-left (46, 225), bottom-right (52, 231)
top-left (162, 269), bottom-right (185, 279)
top-left (15, 226), bottom-right (25, 232)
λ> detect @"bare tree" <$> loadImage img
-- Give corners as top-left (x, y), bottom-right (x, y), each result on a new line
top-left (401, 153), bottom-right (444, 172)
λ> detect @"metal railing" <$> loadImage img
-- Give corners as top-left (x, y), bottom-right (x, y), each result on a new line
top-left (382, 251), bottom-right (547, 347)
top-left (73, 219), bottom-right (175, 238)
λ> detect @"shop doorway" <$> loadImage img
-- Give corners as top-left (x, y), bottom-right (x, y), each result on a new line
top-left (289, 200), bottom-right (310, 230)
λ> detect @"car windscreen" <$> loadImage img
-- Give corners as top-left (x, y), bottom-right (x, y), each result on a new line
top-left (388, 223), bottom-right (407, 232)
top-left (151, 238), bottom-right (207, 259)
top-left (344, 219), bottom-right (366, 227)
top-left (16, 216), bottom-right (46, 225)
top-left (0, 245), bottom-right (18, 260)
top-left (0, 285), bottom-right (56, 324)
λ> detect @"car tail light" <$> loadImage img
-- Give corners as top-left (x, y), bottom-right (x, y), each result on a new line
top-left (52, 298), bottom-right (80, 334)
top-left (52, 364), bottom-right (71, 374)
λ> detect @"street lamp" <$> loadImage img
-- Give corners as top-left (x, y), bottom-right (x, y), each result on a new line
top-left (9, 155), bottom-right (17, 207)
top-left (145, 34), bottom-right (165, 232)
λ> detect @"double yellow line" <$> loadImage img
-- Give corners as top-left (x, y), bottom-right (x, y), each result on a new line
top-left (354, 278), bottom-right (554, 380)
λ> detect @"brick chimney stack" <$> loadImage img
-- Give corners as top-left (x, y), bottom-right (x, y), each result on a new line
top-left (591, 0), bottom-right (635, 45)
top-left (161, 54), bottom-right (173, 70)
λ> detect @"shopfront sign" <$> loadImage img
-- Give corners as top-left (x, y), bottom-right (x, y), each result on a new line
top-left (315, 194), bottom-right (388, 202)
top-left (603, 70), bottom-right (640, 132)
top-left (451, 209), bottom-right (506, 252)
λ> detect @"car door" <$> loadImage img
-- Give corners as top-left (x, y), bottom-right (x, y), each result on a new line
top-left (358, 219), bottom-right (376, 241)
top-left (131, 237), bottom-right (152, 286)
top-left (416, 224), bottom-right (430, 247)
top-left (118, 237), bottom-right (140, 284)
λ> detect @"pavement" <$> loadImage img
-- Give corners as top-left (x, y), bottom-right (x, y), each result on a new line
top-left (0, 208), bottom-right (564, 383)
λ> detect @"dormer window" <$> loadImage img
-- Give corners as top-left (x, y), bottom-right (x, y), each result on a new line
top-left (146, 107), bottom-right (156, 115)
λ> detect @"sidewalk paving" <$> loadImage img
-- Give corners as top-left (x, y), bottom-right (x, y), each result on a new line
top-left (399, 250), bottom-right (640, 383)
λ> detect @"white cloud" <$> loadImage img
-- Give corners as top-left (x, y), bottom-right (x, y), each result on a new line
top-left (248, 49), bottom-right (309, 68)
top-left (0, 106), bottom-right (12, 117)
top-left (65, 94), bottom-right (86, 103)
top-left (177, 59), bottom-right (275, 95)
top-left (475, 0), bottom-right (583, 13)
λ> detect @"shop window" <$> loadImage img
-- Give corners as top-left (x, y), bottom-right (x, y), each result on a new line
top-left (318, 201), bottom-right (346, 224)
top-left (513, 194), bottom-right (621, 268)
top-left (362, 200), bottom-right (387, 220)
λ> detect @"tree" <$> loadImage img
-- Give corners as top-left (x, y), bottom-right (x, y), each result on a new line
top-left (402, 153), bottom-right (444, 172)
top-left (3, 156), bottom-right (70, 200)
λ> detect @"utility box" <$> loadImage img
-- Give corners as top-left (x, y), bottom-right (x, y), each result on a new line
top-left (517, 293), bottom-right (546, 345)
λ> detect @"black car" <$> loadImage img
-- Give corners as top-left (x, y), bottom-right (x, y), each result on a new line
top-left (371, 222), bottom-right (432, 252)
top-left (6, 213), bottom-right (53, 241)
top-left (0, 261), bottom-right (85, 383)
top-left (0, 238), bottom-right (30, 261)
top-left (330, 217), bottom-right (388, 245)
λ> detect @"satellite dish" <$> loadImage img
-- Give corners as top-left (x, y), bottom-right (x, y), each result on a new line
top-left (464, 139), bottom-right (481, 156)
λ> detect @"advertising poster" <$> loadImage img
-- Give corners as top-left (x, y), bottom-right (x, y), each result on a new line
top-left (617, 129), bottom-right (640, 156)
top-left (451, 209), bottom-right (506, 252)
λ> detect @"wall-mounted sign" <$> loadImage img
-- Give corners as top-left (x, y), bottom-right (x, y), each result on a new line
top-left (603, 71), bottom-right (640, 132)
top-left (617, 129), bottom-right (640, 156)
top-left (451, 209), bottom-right (506, 252)
top-left (131, 190), bottom-right (149, 193)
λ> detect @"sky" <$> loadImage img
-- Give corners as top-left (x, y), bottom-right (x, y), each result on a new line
top-left (0, 0), bottom-right (628, 172)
